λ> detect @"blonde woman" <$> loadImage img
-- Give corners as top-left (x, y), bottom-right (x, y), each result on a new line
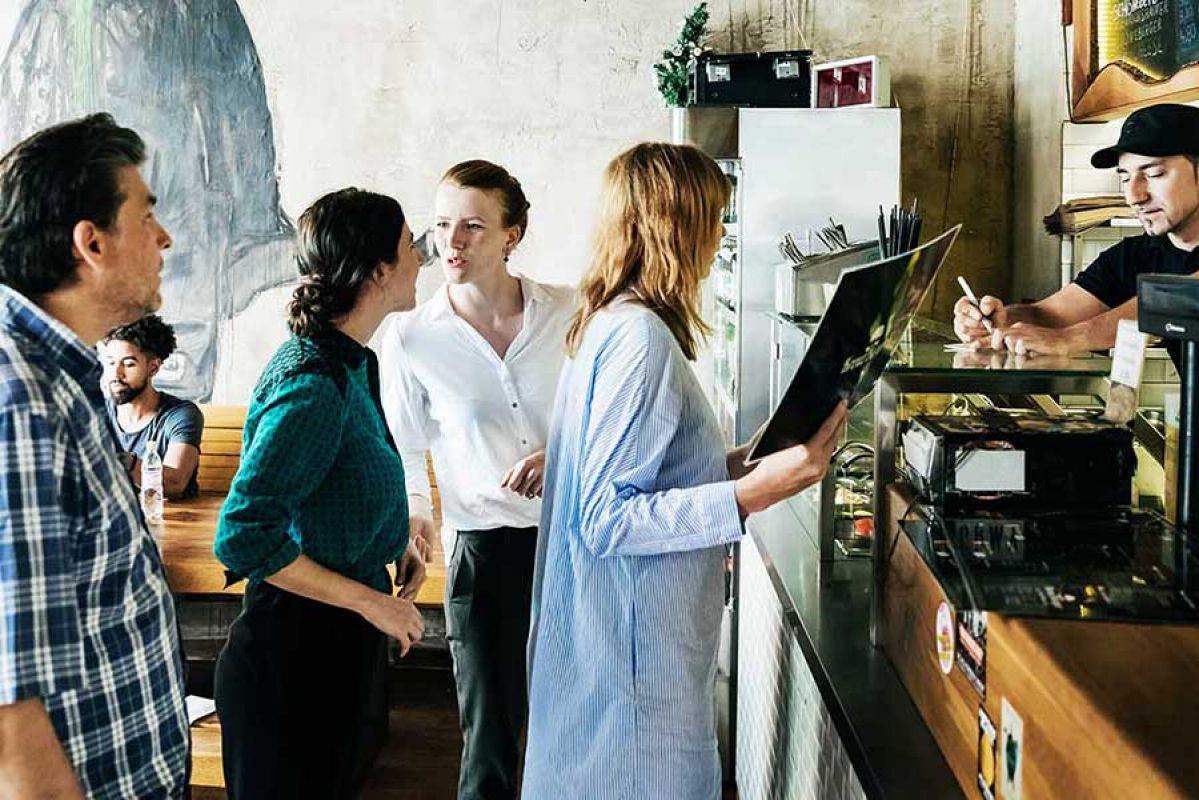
top-left (522, 143), bottom-right (847, 799)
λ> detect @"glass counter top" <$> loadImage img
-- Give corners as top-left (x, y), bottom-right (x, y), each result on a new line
top-left (884, 318), bottom-right (1113, 377)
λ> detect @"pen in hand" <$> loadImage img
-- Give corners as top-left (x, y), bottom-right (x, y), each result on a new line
top-left (956, 275), bottom-right (994, 333)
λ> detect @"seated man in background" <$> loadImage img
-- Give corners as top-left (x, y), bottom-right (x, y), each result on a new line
top-left (955, 103), bottom-right (1199, 357)
top-left (101, 313), bottom-right (204, 498)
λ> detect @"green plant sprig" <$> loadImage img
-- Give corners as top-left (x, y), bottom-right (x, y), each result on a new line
top-left (653, 2), bottom-right (710, 107)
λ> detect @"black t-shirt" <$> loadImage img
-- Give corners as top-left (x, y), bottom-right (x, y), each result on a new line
top-left (1074, 234), bottom-right (1198, 367)
top-left (1074, 234), bottom-right (1199, 307)
top-left (107, 392), bottom-right (204, 498)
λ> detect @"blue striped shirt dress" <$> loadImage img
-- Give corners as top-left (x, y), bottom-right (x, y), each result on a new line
top-left (523, 301), bottom-right (744, 799)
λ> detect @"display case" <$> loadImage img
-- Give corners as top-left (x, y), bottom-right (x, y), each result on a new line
top-left (869, 321), bottom-right (1115, 642)
top-left (865, 331), bottom-right (1199, 799)
top-left (708, 159), bottom-right (743, 446)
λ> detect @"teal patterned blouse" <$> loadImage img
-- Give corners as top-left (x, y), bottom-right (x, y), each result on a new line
top-left (215, 330), bottom-right (409, 594)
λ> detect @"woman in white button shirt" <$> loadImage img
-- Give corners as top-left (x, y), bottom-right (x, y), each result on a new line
top-left (380, 160), bottom-right (574, 800)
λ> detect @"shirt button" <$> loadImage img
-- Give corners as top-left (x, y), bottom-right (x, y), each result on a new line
top-left (512, 402), bottom-right (518, 408)
top-left (522, 439), bottom-right (528, 445)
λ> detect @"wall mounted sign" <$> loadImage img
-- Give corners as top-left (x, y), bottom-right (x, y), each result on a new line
top-left (1071, 0), bottom-right (1199, 120)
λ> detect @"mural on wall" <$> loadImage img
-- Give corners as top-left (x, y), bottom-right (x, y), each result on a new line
top-left (0, 0), bottom-right (295, 400)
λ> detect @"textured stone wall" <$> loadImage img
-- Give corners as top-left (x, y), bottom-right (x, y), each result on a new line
top-left (0, 1), bottom-right (1018, 401)
top-left (1012, 0), bottom-right (1069, 303)
top-left (220, 0), bottom-right (700, 400)
top-left (706, 0), bottom-right (1016, 316)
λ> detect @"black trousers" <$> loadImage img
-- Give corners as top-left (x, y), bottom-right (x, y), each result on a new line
top-left (446, 526), bottom-right (537, 800)
top-left (214, 581), bottom-right (389, 799)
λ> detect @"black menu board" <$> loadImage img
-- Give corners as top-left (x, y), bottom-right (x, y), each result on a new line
top-left (1099, 0), bottom-right (1199, 80)
top-left (745, 225), bottom-right (961, 463)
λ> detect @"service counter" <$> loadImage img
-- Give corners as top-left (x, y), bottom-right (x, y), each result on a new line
top-left (734, 318), bottom-right (1198, 799)
top-left (880, 484), bottom-right (1199, 799)
top-left (737, 496), bottom-right (963, 799)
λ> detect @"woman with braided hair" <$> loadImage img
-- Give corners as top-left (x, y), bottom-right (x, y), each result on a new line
top-left (213, 188), bottom-right (426, 798)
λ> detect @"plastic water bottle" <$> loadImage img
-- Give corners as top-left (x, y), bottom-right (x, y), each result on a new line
top-left (141, 439), bottom-right (164, 524)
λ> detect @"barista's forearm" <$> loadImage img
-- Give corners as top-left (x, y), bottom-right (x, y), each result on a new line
top-left (1001, 301), bottom-right (1065, 328)
top-left (1060, 300), bottom-right (1136, 353)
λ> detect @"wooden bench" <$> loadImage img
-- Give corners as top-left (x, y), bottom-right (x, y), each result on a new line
top-left (187, 405), bottom-right (449, 790)
top-left (189, 714), bottom-right (224, 789)
top-left (197, 405), bottom-right (244, 494)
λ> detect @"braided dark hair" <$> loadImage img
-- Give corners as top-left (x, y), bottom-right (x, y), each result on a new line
top-left (287, 188), bottom-right (406, 337)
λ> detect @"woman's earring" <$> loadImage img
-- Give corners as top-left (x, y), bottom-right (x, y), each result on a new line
top-left (503, 251), bottom-right (510, 263)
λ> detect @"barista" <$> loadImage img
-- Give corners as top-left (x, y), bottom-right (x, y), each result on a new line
top-left (954, 103), bottom-right (1199, 357)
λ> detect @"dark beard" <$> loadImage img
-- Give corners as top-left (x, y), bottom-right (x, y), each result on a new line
top-left (110, 382), bottom-right (147, 405)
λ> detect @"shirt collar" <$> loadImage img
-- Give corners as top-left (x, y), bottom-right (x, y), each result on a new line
top-left (305, 326), bottom-right (370, 368)
top-left (1149, 234), bottom-right (1192, 255)
top-left (0, 283), bottom-right (103, 386)
top-left (428, 274), bottom-right (550, 321)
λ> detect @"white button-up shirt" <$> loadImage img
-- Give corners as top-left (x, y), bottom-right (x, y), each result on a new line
top-left (380, 277), bottom-right (575, 532)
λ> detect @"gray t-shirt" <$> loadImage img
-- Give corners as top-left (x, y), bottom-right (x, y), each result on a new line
top-left (107, 392), bottom-right (204, 498)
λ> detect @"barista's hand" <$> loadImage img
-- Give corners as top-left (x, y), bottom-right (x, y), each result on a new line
top-left (501, 450), bottom-right (546, 499)
top-left (408, 514), bottom-right (438, 562)
top-left (734, 401), bottom-right (847, 517)
top-left (395, 540), bottom-right (427, 601)
top-left (990, 322), bottom-right (1073, 356)
top-left (953, 294), bottom-right (1007, 347)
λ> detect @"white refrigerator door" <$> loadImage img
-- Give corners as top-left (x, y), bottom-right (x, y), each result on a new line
top-left (736, 108), bottom-right (902, 442)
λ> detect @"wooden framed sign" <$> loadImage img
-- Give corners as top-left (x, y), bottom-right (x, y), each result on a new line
top-left (1071, 0), bottom-right (1199, 120)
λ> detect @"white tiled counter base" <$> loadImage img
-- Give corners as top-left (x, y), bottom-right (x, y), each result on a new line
top-left (736, 535), bottom-right (866, 800)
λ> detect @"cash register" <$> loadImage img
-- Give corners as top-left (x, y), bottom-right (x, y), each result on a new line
top-left (1140, 274), bottom-right (1199, 536)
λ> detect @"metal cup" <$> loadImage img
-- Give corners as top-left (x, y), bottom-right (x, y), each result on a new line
top-left (413, 228), bottom-right (438, 268)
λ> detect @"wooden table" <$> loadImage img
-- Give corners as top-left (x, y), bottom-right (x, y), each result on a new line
top-left (153, 492), bottom-right (446, 607)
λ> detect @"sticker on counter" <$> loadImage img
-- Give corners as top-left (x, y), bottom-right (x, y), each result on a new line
top-left (956, 609), bottom-right (987, 697)
top-left (936, 601), bottom-right (955, 675)
top-left (977, 705), bottom-right (997, 800)
top-left (1001, 697), bottom-right (1024, 800)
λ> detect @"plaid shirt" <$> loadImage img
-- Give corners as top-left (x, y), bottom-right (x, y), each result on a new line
top-left (0, 285), bottom-right (188, 797)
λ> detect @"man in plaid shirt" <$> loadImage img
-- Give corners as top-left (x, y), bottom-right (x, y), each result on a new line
top-left (0, 115), bottom-right (188, 797)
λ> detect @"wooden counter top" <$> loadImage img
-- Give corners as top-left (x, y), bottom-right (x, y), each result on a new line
top-left (153, 492), bottom-right (446, 607)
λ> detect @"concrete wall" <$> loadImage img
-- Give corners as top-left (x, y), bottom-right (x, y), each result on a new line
top-left (1011, 0), bottom-right (1069, 303)
top-left (707, 0), bottom-right (1016, 316)
top-left (0, 1), bottom-right (1018, 402)
top-left (221, 0), bottom-right (702, 401)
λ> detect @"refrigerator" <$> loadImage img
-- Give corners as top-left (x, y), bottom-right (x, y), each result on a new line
top-left (675, 106), bottom-right (902, 777)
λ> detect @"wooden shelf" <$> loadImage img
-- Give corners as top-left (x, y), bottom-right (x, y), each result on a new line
top-left (1072, 60), bottom-right (1199, 122)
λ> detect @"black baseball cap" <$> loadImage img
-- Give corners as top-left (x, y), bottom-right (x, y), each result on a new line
top-left (1091, 103), bottom-right (1199, 168)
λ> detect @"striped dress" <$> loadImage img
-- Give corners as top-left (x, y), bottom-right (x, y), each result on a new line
top-left (523, 301), bottom-right (744, 799)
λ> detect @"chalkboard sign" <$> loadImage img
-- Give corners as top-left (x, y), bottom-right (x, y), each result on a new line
top-left (1098, 0), bottom-right (1199, 81)
top-left (1071, 0), bottom-right (1199, 120)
